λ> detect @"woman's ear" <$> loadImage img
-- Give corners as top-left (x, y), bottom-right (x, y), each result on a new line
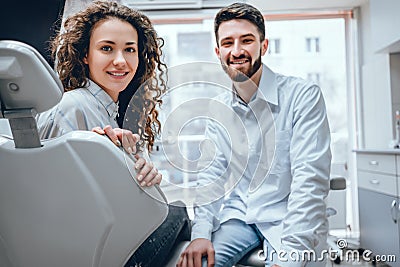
top-left (83, 54), bottom-right (89, 64)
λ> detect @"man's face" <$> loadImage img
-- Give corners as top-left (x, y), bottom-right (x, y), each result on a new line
top-left (215, 19), bottom-right (268, 82)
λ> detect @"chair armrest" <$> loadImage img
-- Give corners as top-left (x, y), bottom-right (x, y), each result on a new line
top-left (330, 177), bottom-right (346, 190)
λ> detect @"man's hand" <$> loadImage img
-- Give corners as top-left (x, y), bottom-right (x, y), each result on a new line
top-left (92, 125), bottom-right (139, 154)
top-left (177, 238), bottom-right (215, 267)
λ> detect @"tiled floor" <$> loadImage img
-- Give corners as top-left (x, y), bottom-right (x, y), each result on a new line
top-left (326, 261), bottom-right (391, 266)
top-left (326, 234), bottom-right (390, 267)
top-left (326, 235), bottom-right (392, 267)
top-left (327, 262), bottom-right (375, 266)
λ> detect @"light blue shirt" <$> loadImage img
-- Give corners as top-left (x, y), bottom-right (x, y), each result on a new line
top-left (36, 80), bottom-right (152, 167)
top-left (191, 64), bottom-right (331, 265)
top-left (37, 81), bottom-right (119, 138)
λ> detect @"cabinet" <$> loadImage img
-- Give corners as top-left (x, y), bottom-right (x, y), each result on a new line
top-left (356, 151), bottom-right (400, 266)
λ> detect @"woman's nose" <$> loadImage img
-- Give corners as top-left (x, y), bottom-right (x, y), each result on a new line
top-left (113, 51), bottom-right (126, 66)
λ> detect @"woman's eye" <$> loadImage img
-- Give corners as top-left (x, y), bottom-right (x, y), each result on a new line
top-left (101, 46), bottom-right (112, 52)
top-left (126, 47), bottom-right (136, 53)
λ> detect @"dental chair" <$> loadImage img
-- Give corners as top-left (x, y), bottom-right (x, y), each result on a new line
top-left (0, 40), bottom-right (169, 267)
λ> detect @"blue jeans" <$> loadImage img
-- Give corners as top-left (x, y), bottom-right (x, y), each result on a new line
top-left (124, 201), bottom-right (191, 267)
top-left (203, 219), bottom-right (275, 267)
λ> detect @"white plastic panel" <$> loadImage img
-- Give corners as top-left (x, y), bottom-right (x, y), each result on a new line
top-left (0, 131), bottom-right (168, 267)
top-left (0, 40), bottom-right (63, 113)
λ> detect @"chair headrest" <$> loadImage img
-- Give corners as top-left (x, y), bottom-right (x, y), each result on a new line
top-left (0, 40), bottom-right (63, 117)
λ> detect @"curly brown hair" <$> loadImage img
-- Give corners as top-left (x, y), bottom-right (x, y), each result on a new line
top-left (50, 0), bottom-right (167, 150)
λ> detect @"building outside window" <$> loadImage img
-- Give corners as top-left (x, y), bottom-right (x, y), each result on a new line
top-left (268, 38), bottom-right (281, 55)
top-left (307, 72), bottom-right (321, 84)
top-left (306, 37), bottom-right (320, 53)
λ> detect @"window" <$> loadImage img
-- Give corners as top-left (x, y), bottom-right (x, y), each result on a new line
top-left (306, 37), bottom-right (320, 53)
top-left (153, 16), bottom-right (351, 208)
top-left (177, 32), bottom-right (213, 61)
top-left (268, 38), bottom-right (281, 54)
top-left (153, 21), bottom-right (217, 67)
top-left (263, 20), bottom-right (348, 188)
top-left (307, 72), bottom-right (321, 84)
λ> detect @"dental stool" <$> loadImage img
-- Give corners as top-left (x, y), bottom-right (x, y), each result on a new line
top-left (0, 40), bottom-right (169, 267)
top-left (234, 176), bottom-right (347, 267)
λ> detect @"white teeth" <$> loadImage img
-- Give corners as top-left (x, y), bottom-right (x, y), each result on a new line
top-left (109, 72), bottom-right (126, 76)
top-left (232, 60), bottom-right (246, 64)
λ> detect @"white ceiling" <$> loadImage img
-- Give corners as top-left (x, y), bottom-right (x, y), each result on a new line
top-left (136, 0), bottom-right (369, 19)
top-left (248, 0), bottom-right (368, 12)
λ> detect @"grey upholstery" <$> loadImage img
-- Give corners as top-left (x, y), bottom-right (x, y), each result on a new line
top-left (236, 245), bottom-right (264, 267)
top-left (0, 40), bottom-right (169, 267)
top-left (165, 241), bottom-right (190, 267)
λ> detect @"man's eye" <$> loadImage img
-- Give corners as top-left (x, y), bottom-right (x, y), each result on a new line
top-left (101, 46), bottom-right (112, 52)
top-left (221, 42), bottom-right (232, 46)
top-left (243, 39), bottom-right (253, 44)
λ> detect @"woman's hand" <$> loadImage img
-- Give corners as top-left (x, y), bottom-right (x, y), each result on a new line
top-left (92, 125), bottom-right (161, 186)
top-left (133, 155), bottom-right (162, 187)
top-left (92, 125), bottom-right (139, 154)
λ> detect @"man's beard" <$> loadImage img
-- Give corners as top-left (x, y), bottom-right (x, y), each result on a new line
top-left (221, 55), bottom-right (262, 82)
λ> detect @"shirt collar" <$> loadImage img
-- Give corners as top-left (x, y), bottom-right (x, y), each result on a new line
top-left (231, 64), bottom-right (279, 107)
top-left (231, 87), bottom-right (248, 111)
top-left (87, 80), bottom-right (119, 118)
top-left (255, 64), bottom-right (278, 106)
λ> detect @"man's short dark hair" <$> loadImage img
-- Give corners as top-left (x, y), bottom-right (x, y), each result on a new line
top-left (214, 2), bottom-right (265, 45)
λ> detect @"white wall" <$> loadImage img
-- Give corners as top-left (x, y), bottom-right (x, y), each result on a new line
top-left (358, 0), bottom-right (397, 149)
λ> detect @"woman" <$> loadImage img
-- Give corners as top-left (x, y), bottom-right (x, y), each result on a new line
top-left (36, 1), bottom-right (190, 266)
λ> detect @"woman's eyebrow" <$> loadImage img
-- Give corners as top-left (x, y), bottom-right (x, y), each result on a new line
top-left (97, 40), bottom-right (137, 45)
top-left (98, 40), bottom-right (115, 44)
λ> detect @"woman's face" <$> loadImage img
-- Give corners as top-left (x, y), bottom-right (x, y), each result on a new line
top-left (83, 18), bottom-right (139, 102)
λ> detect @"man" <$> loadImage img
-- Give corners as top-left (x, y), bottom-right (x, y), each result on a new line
top-left (177, 2), bottom-right (331, 267)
